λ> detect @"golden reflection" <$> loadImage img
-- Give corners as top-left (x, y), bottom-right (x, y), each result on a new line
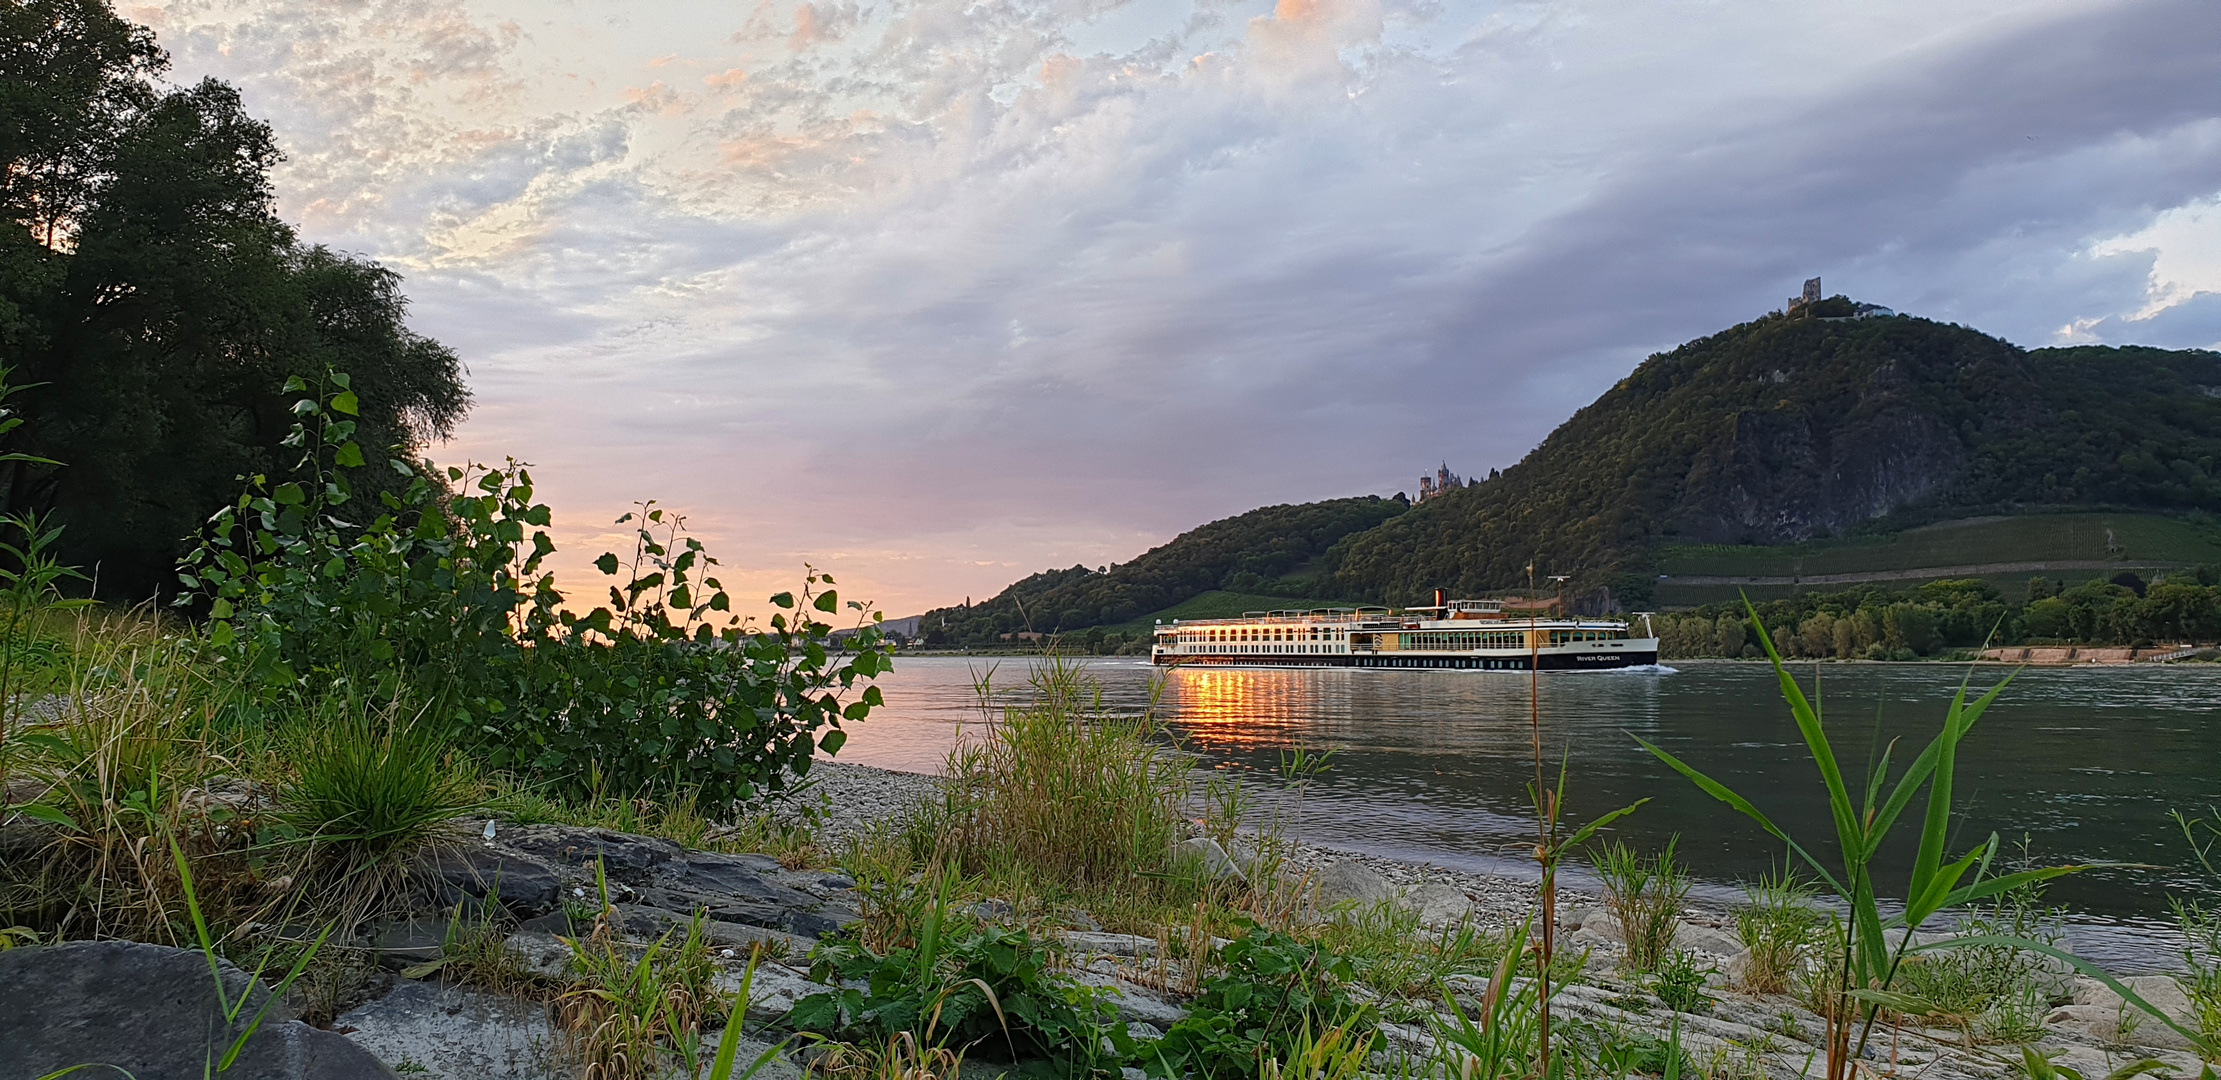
top-left (1169, 667), bottom-right (1324, 750)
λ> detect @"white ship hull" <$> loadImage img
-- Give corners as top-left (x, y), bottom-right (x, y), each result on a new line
top-left (1150, 598), bottom-right (1660, 672)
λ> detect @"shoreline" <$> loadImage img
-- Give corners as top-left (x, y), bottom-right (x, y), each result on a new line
top-left (798, 758), bottom-right (2184, 974)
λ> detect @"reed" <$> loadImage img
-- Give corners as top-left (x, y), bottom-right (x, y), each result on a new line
top-left (1732, 870), bottom-right (1819, 995)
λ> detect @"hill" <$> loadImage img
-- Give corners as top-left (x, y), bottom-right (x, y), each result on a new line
top-left (928, 301), bottom-right (2221, 641)
top-left (1319, 309), bottom-right (2221, 606)
top-left (918, 497), bottom-right (1403, 641)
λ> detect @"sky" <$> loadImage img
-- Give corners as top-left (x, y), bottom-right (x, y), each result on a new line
top-left (138, 0), bottom-right (2221, 620)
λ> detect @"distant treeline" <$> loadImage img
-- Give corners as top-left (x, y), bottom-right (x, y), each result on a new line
top-left (1657, 572), bottom-right (2221, 660)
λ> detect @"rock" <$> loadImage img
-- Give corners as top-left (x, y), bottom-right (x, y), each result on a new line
top-left (0, 940), bottom-right (396, 1079)
top-left (1673, 922), bottom-right (1743, 958)
top-left (367, 917), bottom-right (448, 971)
top-left (500, 930), bottom-right (573, 978)
top-left (1061, 907), bottom-right (1102, 931)
top-left (719, 961), bottom-right (822, 1024)
top-left (1312, 857), bottom-right (1392, 907)
top-left (1579, 909), bottom-right (1626, 943)
top-left (336, 978), bottom-right (559, 1079)
top-left (785, 908), bottom-right (854, 940)
top-left (818, 874), bottom-right (857, 890)
top-left (2045, 1004), bottom-right (2198, 1051)
top-left (423, 844), bottom-right (560, 917)
top-left (971, 899), bottom-right (1016, 922)
top-left (1400, 881), bottom-right (1474, 927)
top-left (659, 852), bottom-right (816, 908)
top-left (501, 826), bottom-right (680, 882)
top-left (1173, 836), bottom-right (1246, 884)
top-left (2062, 975), bottom-right (2199, 1049)
top-left (1062, 931), bottom-right (1160, 959)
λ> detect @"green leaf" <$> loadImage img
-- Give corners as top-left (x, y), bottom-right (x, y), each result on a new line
top-left (8, 802), bottom-right (80, 831)
top-left (813, 589), bottom-right (839, 613)
top-left (594, 553), bottom-right (619, 576)
top-left (333, 441), bottom-right (364, 468)
top-left (820, 729), bottom-right (847, 754)
top-left (330, 390), bottom-right (359, 416)
top-left (1634, 733), bottom-right (1845, 896)
top-left (272, 483), bottom-right (306, 506)
top-left (770, 591), bottom-right (795, 609)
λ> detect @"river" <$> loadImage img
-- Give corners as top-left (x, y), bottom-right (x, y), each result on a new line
top-left (833, 654), bottom-right (2221, 971)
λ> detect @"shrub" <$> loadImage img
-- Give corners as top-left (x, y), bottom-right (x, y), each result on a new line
top-left (1591, 836), bottom-right (1689, 973)
top-left (179, 371), bottom-right (891, 810)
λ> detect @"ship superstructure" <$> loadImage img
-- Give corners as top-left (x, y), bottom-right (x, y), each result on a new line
top-left (1150, 597), bottom-right (1659, 671)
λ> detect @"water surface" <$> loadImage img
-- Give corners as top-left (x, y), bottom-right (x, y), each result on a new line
top-left (836, 655), bottom-right (2221, 970)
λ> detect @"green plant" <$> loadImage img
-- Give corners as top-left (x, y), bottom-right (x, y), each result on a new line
top-left (1145, 923), bottom-right (1379, 1080)
top-left (1636, 599), bottom-right (2090, 1080)
top-left (1591, 837), bottom-right (1690, 973)
top-left (793, 866), bottom-right (1121, 1077)
top-left (168, 831), bottom-right (331, 1074)
top-left (1732, 870), bottom-right (1819, 995)
top-left (2013, 1047), bottom-right (2175, 1080)
top-left (274, 696), bottom-right (483, 926)
top-left (1309, 896), bottom-right (1498, 1004)
top-left (932, 657), bottom-right (1187, 893)
top-left (1894, 875), bottom-right (2064, 1044)
top-left (558, 890), bottom-right (727, 1080)
top-left (1430, 916), bottom-right (1544, 1080)
top-left (703, 950), bottom-right (794, 1080)
top-left (179, 371), bottom-right (891, 811)
top-left (1649, 951), bottom-right (1710, 1015)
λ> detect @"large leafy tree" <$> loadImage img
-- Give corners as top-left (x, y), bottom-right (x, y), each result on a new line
top-left (0, 0), bottom-right (467, 598)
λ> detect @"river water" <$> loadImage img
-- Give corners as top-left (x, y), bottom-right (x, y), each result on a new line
top-left (834, 655), bottom-right (2221, 971)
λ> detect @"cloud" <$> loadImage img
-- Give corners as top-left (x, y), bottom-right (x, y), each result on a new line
top-left (145, 0), bottom-right (2221, 615)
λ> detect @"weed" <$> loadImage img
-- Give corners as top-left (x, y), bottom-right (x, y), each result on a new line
top-left (1309, 896), bottom-right (1500, 1004)
top-left (557, 903), bottom-right (726, 1080)
top-left (1649, 951), bottom-right (1711, 1014)
top-left (1592, 837), bottom-right (1690, 973)
top-left (1146, 923), bottom-right (1379, 1080)
top-left (1732, 870), bottom-right (1818, 995)
top-left (1430, 916), bottom-right (1543, 1080)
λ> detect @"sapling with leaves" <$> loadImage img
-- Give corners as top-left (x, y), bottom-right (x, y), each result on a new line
top-left (1635, 598), bottom-right (2097, 1080)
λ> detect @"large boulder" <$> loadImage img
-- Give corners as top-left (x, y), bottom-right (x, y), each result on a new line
top-left (0, 940), bottom-right (396, 1079)
top-left (1312, 858), bottom-right (1393, 907)
top-left (2048, 975), bottom-right (2201, 1050)
top-left (1399, 882), bottom-right (1474, 928)
top-left (1173, 837), bottom-right (1247, 884)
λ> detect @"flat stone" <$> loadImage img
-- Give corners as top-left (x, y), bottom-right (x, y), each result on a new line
top-left (818, 875), bottom-right (857, 890)
top-left (659, 852), bottom-right (815, 907)
top-left (336, 978), bottom-right (560, 1079)
top-left (0, 940), bottom-right (395, 1080)
top-left (2060, 975), bottom-right (2198, 1048)
top-left (368, 917), bottom-right (448, 971)
top-left (424, 844), bottom-right (560, 917)
top-left (1579, 909), bottom-right (1627, 943)
top-left (501, 826), bottom-right (680, 883)
top-left (1312, 857), bottom-right (1391, 907)
top-left (785, 908), bottom-right (853, 940)
top-left (500, 931), bottom-right (573, 978)
top-left (1062, 931), bottom-right (1160, 958)
top-left (718, 961), bottom-right (822, 1024)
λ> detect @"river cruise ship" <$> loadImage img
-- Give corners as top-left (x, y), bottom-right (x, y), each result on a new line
top-left (1150, 597), bottom-right (1659, 671)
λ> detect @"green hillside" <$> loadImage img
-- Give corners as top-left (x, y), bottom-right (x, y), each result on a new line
top-left (1319, 312), bottom-right (2221, 607)
top-left (930, 301), bottom-right (2221, 641)
top-left (918, 497), bottom-right (1404, 642)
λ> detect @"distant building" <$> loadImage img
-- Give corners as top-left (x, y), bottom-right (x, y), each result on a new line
top-left (1786, 276), bottom-right (1823, 314)
top-left (1418, 462), bottom-right (1466, 502)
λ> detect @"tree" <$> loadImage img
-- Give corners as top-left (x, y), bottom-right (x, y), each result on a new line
top-left (0, 4), bottom-right (467, 597)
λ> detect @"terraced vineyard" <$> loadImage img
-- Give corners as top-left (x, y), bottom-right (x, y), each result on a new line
top-left (1653, 512), bottom-right (2221, 606)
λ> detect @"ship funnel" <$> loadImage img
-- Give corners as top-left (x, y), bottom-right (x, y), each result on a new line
top-left (1431, 588), bottom-right (1447, 609)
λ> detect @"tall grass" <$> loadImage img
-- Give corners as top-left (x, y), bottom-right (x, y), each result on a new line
top-left (1591, 837), bottom-right (1689, 973)
top-left (1732, 870), bottom-right (1818, 995)
top-left (275, 695), bottom-right (484, 927)
top-left (927, 657), bottom-right (1189, 893)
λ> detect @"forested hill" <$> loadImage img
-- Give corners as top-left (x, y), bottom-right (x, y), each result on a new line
top-left (1319, 309), bottom-right (2221, 605)
top-left (920, 496), bottom-right (1406, 640)
top-left (932, 301), bottom-right (2221, 639)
